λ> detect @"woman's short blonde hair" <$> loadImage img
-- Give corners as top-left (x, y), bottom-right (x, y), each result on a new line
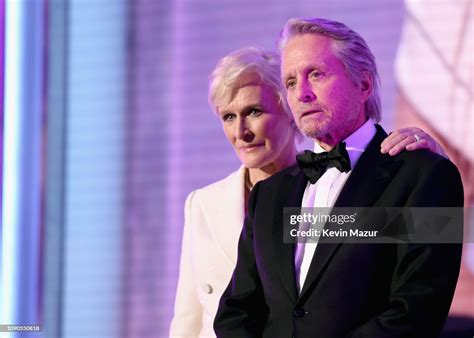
top-left (208, 47), bottom-right (292, 119)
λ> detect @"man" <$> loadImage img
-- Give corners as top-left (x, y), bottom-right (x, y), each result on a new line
top-left (214, 18), bottom-right (463, 338)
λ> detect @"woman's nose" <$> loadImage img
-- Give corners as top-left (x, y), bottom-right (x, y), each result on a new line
top-left (236, 118), bottom-right (253, 141)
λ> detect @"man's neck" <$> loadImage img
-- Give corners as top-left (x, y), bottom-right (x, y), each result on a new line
top-left (318, 117), bottom-right (369, 151)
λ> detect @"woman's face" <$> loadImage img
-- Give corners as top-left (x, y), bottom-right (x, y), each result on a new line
top-left (217, 82), bottom-right (295, 170)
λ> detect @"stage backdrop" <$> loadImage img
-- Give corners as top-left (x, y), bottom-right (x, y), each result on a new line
top-left (0, 1), bottom-right (471, 338)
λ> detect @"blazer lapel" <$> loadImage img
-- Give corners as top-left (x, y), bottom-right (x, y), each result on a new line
top-left (298, 126), bottom-right (403, 300)
top-left (273, 165), bottom-right (308, 302)
top-left (211, 166), bottom-right (247, 267)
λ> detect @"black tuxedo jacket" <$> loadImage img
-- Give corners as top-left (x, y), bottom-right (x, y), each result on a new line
top-left (214, 126), bottom-right (463, 338)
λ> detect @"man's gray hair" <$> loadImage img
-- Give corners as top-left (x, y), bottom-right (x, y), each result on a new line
top-left (279, 18), bottom-right (381, 122)
top-left (208, 47), bottom-right (292, 119)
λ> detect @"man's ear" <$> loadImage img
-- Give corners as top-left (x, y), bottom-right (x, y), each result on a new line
top-left (358, 71), bottom-right (373, 103)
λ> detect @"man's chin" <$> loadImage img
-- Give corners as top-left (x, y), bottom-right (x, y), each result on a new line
top-left (300, 124), bottom-right (327, 139)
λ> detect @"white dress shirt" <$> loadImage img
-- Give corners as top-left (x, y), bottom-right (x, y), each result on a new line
top-left (296, 120), bottom-right (377, 292)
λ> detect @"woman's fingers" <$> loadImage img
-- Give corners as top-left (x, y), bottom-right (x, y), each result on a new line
top-left (381, 127), bottom-right (447, 157)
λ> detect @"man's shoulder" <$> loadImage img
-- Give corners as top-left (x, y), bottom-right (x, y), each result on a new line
top-left (259, 163), bottom-right (301, 187)
top-left (394, 149), bottom-right (457, 173)
top-left (386, 149), bottom-right (462, 193)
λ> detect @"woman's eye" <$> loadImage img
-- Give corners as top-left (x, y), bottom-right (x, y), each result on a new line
top-left (222, 113), bottom-right (235, 122)
top-left (286, 79), bottom-right (296, 89)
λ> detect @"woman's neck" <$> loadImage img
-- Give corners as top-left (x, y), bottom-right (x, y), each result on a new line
top-left (246, 143), bottom-right (297, 188)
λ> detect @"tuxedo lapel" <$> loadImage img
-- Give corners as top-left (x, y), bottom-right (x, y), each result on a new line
top-left (273, 165), bottom-right (308, 302)
top-left (298, 126), bottom-right (403, 300)
top-left (333, 126), bottom-right (400, 209)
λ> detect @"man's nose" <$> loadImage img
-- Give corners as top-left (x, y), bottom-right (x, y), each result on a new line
top-left (296, 81), bottom-right (316, 103)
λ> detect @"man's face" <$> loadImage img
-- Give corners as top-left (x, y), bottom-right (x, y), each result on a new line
top-left (281, 34), bottom-right (369, 146)
top-left (217, 83), bottom-right (293, 170)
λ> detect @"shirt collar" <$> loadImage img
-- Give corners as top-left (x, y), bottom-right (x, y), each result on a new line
top-left (313, 119), bottom-right (377, 168)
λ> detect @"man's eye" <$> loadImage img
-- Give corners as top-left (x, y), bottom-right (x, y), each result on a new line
top-left (222, 113), bottom-right (235, 122)
top-left (249, 109), bottom-right (262, 116)
top-left (310, 71), bottom-right (322, 79)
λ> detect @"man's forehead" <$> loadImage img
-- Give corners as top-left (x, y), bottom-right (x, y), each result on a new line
top-left (281, 54), bottom-right (330, 79)
top-left (282, 58), bottom-right (327, 71)
top-left (283, 34), bottom-right (334, 56)
top-left (281, 35), bottom-right (339, 74)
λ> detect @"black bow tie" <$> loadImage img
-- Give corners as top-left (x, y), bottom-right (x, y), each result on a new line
top-left (296, 142), bottom-right (351, 184)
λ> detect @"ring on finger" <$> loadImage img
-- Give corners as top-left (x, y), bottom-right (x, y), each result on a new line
top-left (414, 133), bottom-right (421, 142)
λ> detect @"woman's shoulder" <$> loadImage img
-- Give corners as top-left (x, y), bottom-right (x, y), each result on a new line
top-left (191, 166), bottom-right (245, 200)
top-left (184, 166), bottom-right (246, 232)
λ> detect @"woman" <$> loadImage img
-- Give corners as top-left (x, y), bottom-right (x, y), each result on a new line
top-left (169, 47), bottom-right (446, 338)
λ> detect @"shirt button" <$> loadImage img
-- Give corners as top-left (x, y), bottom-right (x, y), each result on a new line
top-left (293, 307), bottom-right (305, 318)
top-left (202, 283), bottom-right (213, 294)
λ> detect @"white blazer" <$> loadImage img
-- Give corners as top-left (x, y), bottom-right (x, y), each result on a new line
top-left (169, 166), bottom-right (246, 337)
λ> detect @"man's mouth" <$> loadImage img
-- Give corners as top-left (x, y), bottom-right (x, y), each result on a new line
top-left (301, 109), bottom-right (322, 118)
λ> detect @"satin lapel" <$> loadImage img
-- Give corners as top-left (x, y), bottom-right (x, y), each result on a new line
top-left (273, 165), bottom-right (307, 302)
top-left (298, 126), bottom-right (402, 300)
top-left (332, 126), bottom-right (400, 209)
